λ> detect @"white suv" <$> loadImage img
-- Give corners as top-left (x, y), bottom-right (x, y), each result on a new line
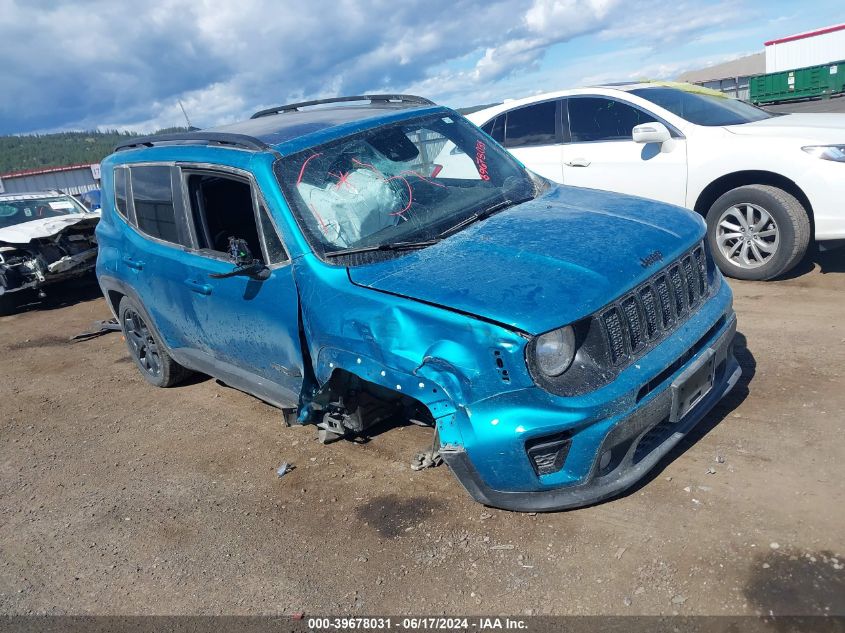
top-left (448, 84), bottom-right (845, 280)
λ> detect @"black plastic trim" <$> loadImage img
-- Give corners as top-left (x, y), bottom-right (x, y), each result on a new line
top-left (251, 94), bottom-right (435, 119)
top-left (115, 132), bottom-right (276, 154)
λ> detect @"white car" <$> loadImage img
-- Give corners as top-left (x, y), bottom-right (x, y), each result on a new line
top-left (444, 84), bottom-right (845, 280)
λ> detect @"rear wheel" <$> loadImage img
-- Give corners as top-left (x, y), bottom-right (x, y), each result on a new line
top-left (706, 185), bottom-right (811, 281)
top-left (118, 296), bottom-right (191, 387)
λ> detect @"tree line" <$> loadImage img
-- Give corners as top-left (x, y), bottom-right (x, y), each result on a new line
top-left (0, 128), bottom-right (190, 174)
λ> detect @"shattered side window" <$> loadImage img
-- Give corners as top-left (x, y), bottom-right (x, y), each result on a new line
top-left (275, 113), bottom-right (536, 258)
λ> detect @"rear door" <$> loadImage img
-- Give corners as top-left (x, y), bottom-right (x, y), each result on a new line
top-left (176, 165), bottom-right (303, 407)
top-left (121, 164), bottom-right (196, 351)
top-left (486, 100), bottom-right (564, 182)
top-left (561, 96), bottom-right (688, 205)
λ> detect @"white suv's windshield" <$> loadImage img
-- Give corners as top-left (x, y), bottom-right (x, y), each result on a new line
top-left (630, 87), bottom-right (774, 126)
top-left (0, 194), bottom-right (89, 229)
top-left (276, 113), bottom-right (540, 259)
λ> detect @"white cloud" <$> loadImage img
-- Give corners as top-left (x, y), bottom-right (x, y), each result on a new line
top-left (0, 0), bottom-right (767, 134)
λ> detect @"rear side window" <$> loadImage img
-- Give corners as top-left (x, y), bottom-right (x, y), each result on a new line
top-left (130, 165), bottom-right (180, 244)
top-left (113, 167), bottom-right (128, 218)
top-left (504, 101), bottom-right (557, 148)
top-left (568, 97), bottom-right (655, 143)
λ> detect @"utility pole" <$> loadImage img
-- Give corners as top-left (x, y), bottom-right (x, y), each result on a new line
top-left (178, 100), bottom-right (193, 129)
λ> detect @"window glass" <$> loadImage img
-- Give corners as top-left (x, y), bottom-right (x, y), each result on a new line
top-left (131, 166), bottom-right (180, 243)
top-left (114, 167), bottom-right (128, 218)
top-left (486, 116), bottom-right (505, 143)
top-left (0, 194), bottom-right (88, 229)
top-left (259, 204), bottom-right (288, 264)
top-left (629, 87), bottom-right (773, 126)
top-left (275, 113), bottom-right (537, 257)
top-left (504, 102), bottom-right (556, 147)
top-left (568, 97), bottom-right (655, 142)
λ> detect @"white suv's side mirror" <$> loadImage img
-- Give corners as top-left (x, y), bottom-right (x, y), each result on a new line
top-left (632, 121), bottom-right (671, 144)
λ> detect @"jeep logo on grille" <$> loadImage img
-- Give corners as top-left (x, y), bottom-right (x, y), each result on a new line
top-left (640, 250), bottom-right (664, 268)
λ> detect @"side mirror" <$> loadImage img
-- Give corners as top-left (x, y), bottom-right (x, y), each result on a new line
top-left (209, 237), bottom-right (269, 280)
top-left (632, 121), bottom-right (671, 144)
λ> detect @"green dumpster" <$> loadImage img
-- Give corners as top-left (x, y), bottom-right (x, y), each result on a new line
top-left (750, 60), bottom-right (845, 104)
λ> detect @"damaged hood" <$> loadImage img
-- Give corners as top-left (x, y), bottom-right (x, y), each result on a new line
top-left (348, 186), bottom-right (705, 334)
top-left (0, 214), bottom-right (99, 244)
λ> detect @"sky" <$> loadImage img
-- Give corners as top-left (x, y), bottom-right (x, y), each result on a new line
top-left (1, 0), bottom-right (843, 135)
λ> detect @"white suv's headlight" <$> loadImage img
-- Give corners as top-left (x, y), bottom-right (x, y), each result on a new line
top-left (802, 145), bottom-right (845, 162)
top-left (534, 326), bottom-right (576, 376)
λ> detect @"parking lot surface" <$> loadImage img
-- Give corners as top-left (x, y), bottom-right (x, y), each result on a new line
top-left (1, 252), bottom-right (843, 616)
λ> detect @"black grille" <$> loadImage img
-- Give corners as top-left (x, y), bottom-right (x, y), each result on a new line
top-left (526, 434), bottom-right (572, 476)
top-left (633, 417), bottom-right (675, 463)
top-left (598, 243), bottom-right (710, 367)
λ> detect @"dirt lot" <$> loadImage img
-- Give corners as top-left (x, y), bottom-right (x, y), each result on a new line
top-left (1, 251), bottom-right (843, 618)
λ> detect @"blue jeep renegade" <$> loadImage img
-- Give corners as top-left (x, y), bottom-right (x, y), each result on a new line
top-left (96, 95), bottom-right (741, 511)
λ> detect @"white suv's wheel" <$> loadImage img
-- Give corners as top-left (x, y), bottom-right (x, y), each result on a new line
top-left (706, 185), bottom-right (811, 281)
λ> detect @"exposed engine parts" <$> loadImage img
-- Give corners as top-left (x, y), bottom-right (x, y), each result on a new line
top-left (297, 370), bottom-right (435, 444)
top-left (0, 226), bottom-right (97, 298)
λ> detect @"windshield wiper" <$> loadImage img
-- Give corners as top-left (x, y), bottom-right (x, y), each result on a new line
top-left (438, 198), bottom-right (522, 239)
top-left (324, 239), bottom-right (441, 258)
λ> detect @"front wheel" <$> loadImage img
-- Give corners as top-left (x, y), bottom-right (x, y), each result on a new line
top-left (706, 184), bottom-right (811, 281)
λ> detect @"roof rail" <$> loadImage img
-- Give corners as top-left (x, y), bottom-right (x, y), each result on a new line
top-left (114, 131), bottom-right (272, 153)
top-left (250, 94), bottom-right (436, 119)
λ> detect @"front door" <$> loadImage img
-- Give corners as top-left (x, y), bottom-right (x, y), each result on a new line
top-left (177, 167), bottom-right (303, 407)
top-left (561, 96), bottom-right (688, 206)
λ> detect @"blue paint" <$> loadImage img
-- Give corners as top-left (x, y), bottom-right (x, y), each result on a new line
top-left (97, 101), bottom-right (740, 511)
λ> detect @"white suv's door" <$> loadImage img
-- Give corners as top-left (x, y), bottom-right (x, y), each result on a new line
top-left (560, 96), bottom-right (688, 206)
top-left (483, 99), bottom-right (564, 182)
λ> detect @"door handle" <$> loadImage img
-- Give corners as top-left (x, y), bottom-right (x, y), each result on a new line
top-left (123, 256), bottom-right (144, 270)
top-left (564, 158), bottom-right (591, 167)
top-left (184, 279), bottom-right (212, 296)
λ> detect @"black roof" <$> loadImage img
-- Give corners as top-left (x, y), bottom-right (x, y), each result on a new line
top-left (115, 95), bottom-right (439, 154)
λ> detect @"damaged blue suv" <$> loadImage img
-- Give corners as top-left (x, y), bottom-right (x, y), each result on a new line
top-left (97, 95), bottom-right (740, 511)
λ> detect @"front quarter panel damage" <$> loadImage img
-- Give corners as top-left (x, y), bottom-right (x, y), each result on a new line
top-left (292, 256), bottom-right (531, 448)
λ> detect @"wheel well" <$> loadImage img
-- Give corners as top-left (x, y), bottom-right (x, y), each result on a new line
top-left (693, 171), bottom-right (814, 228)
top-left (306, 367), bottom-right (435, 431)
top-left (106, 289), bottom-right (124, 316)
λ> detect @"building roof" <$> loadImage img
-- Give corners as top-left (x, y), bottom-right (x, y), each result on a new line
top-left (0, 163), bottom-right (96, 180)
top-left (677, 52), bottom-right (765, 83)
top-left (765, 23), bottom-right (845, 47)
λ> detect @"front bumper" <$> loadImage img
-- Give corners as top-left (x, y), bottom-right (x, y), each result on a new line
top-left (441, 316), bottom-right (740, 512)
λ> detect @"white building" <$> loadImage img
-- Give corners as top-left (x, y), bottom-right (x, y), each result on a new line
top-left (765, 23), bottom-right (845, 73)
top-left (0, 163), bottom-right (100, 196)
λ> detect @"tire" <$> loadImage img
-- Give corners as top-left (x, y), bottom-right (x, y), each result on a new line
top-left (705, 184), bottom-right (811, 281)
top-left (0, 293), bottom-right (14, 316)
top-left (118, 296), bottom-right (191, 387)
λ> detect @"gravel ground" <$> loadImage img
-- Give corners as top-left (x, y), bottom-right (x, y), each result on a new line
top-left (0, 250), bottom-right (843, 617)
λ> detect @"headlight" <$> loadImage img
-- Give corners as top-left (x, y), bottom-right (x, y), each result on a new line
top-left (802, 145), bottom-right (845, 162)
top-left (534, 326), bottom-right (576, 376)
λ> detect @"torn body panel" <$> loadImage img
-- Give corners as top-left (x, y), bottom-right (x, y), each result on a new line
top-left (0, 214), bottom-right (99, 297)
top-left (291, 255), bottom-right (530, 445)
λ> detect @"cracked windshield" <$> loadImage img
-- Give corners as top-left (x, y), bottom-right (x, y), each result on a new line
top-left (276, 114), bottom-right (539, 256)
